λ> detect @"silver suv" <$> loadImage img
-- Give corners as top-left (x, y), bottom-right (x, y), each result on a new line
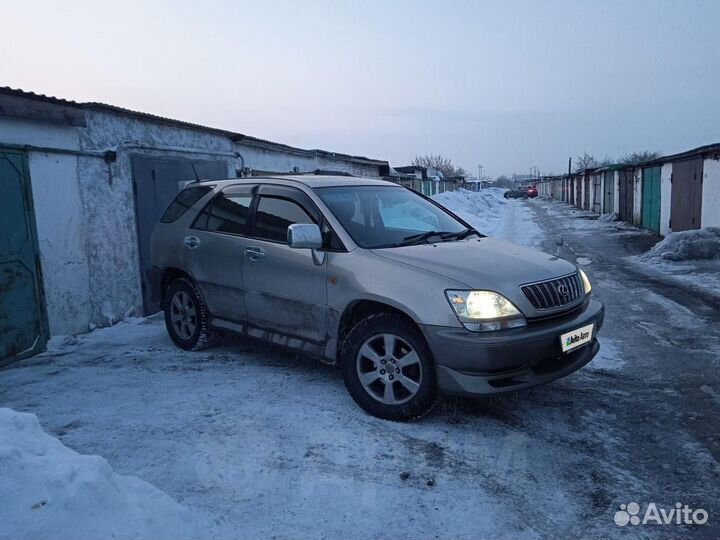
top-left (149, 176), bottom-right (604, 420)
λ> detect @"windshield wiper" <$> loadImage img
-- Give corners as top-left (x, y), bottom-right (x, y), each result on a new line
top-left (392, 230), bottom-right (465, 247)
top-left (447, 228), bottom-right (480, 240)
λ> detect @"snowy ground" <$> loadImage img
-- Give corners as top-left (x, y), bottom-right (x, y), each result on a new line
top-left (1, 190), bottom-right (719, 540)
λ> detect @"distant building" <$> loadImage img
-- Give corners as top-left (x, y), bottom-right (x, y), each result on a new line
top-left (393, 165), bottom-right (426, 180)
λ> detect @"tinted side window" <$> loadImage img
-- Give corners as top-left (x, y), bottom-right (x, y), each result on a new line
top-left (160, 186), bottom-right (212, 223)
top-left (254, 196), bottom-right (315, 243)
top-left (195, 193), bottom-right (253, 235)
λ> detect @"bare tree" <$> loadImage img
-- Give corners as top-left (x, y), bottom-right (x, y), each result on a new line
top-left (574, 152), bottom-right (599, 172)
top-left (596, 155), bottom-right (614, 167)
top-left (619, 151), bottom-right (662, 165)
top-left (493, 175), bottom-right (514, 188)
top-left (412, 154), bottom-right (466, 179)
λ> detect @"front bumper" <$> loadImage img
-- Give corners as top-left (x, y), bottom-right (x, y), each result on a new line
top-left (422, 299), bottom-right (604, 396)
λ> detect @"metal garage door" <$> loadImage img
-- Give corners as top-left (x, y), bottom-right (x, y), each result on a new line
top-left (132, 156), bottom-right (229, 314)
top-left (0, 150), bottom-right (48, 365)
top-left (670, 157), bottom-right (703, 232)
top-left (619, 169), bottom-right (634, 223)
top-left (583, 175), bottom-right (590, 209)
top-left (603, 171), bottom-right (614, 214)
top-left (592, 174), bottom-right (602, 213)
top-left (641, 166), bottom-right (661, 233)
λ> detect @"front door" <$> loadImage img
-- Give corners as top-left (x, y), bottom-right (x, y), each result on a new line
top-left (0, 150), bottom-right (48, 365)
top-left (242, 185), bottom-right (327, 344)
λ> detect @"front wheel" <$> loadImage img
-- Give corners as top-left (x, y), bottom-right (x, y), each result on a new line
top-left (340, 314), bottom-right (438, 421)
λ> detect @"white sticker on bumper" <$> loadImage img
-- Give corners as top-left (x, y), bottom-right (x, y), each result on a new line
top-left (560, 323), bottom-right (594, 353)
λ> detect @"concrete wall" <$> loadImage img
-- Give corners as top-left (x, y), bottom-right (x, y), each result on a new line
top-left (701, 158), bottom-right (720, 228)
top-left (27, 153), bottom-right (91, 335)
top-left (659, 163), bottom-right (673, 236)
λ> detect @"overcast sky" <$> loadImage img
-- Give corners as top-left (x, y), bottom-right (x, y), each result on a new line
top-left (2, 0), bottom-right (719, 176)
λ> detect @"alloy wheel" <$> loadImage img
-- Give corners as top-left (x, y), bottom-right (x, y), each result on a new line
top-left (356, 333), bottom-right (423, 405)
top-left (170, 291), bottom-right (197, 340)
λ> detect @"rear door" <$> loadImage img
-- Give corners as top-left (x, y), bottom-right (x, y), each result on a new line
top-left (242, 185), bottom-right (328, 343)
top-left (671, 157), bottom-right (703, 231)
top-left (183, 184), bottom-right (256, 322)
top-left (0, 150), bottom-right (48, 365)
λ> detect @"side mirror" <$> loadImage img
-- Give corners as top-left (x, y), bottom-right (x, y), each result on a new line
top-left (287, 223), bottom-right (323, 249)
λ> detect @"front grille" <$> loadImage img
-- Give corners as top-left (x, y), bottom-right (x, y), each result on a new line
top-left (522, 273), bottom-right (583, 310)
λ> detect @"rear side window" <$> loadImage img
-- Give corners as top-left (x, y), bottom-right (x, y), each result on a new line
top-left (195, 192), bottom-right (253, 235)
top-left (254, 196), bottom-right (315, 243)
top-left (160, 186), bottom-right (212, 223)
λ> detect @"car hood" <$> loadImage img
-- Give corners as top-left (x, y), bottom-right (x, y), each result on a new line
top-left (371, 237), bottom-right (577, 290)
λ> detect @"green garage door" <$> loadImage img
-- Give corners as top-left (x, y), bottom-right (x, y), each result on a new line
top-left (0, 150), bottom-right (48, 366)
top-left (641, 166), bottom-right (661, 233)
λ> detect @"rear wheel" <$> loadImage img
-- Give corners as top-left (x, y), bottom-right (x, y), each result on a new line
top-left (163, 278), bottom-right (216, 350)
top-left (341, 314), bottom-right (438, 421)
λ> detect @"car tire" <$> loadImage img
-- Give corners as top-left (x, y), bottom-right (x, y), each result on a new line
top-left (163, 278), bottom-right (217, 351)
top-left (340, 313), bottom-right (439, 421)
top-left (523, 193), bottom-right (528, 199)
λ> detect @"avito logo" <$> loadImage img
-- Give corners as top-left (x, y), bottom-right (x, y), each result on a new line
top-left (566, 330), bottom-right (590, 347)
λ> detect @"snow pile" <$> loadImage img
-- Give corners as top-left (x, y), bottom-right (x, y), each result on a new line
top-left (598, 213), bottom-right (618, 222)
top-left (642, 227), bottom-right (720, 261)
top-left (0, 408), bottom-right (201, 540)
top-left (432, 188), bottom-right (507, 233)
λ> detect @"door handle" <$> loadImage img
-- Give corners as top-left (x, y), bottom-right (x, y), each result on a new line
top-left (183, 236), bottom-right (201, 249)
top-left (244, 247), bottom-right (266, 260)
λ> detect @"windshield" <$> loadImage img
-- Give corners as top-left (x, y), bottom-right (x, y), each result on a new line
top-left (316, 185), bottom-right (475, 248)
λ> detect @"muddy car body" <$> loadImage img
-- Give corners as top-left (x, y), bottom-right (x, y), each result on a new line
top-left (150, 176), bottom-right (604, 420)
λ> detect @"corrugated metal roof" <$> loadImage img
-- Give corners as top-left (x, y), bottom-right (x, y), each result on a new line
top-left (0, 86), bottom-right (387, 166)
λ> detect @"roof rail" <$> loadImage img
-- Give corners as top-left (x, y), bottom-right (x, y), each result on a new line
top-left (302, 169), bottom-right (355, 177)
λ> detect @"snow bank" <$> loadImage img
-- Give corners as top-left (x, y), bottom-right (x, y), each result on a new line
top-left (642, 227), bottom-right (720, 261)
top-left (597, 212), bottom-right (618, 222)
top-left (432, 188), bottom-right (507, 233)
top-left (0, 408), bottom-right (201, 540)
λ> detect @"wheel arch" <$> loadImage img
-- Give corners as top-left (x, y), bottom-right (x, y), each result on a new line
top-left (336, 299), bottom-right (425, 361)
top-left (160, 267), bottom-right (194, 306)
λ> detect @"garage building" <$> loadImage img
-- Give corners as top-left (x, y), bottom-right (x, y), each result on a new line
top-left (0, 87), bottom-right (387, 364)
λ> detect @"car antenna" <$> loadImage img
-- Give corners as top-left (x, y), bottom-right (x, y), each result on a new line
top-left (191, 163), bottom-right (201, 183)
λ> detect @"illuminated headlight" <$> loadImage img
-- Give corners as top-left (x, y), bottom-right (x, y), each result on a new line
top-left (445, 290), bottom-right (526, 332)
top-left (579, 269), bottom-right (592, 294)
